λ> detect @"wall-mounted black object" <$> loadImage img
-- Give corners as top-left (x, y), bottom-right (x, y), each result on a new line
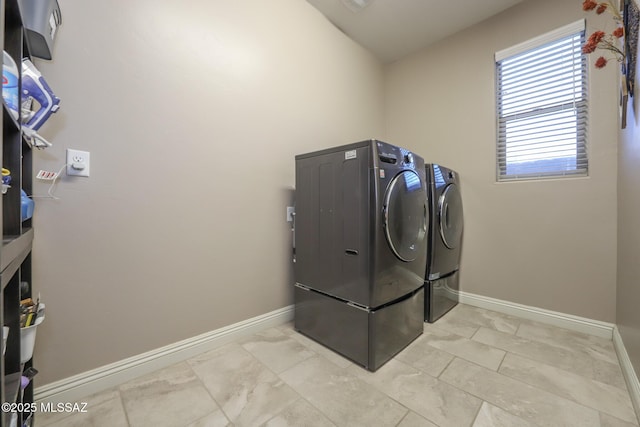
top-left (19, 0), bottom-right (61, 60)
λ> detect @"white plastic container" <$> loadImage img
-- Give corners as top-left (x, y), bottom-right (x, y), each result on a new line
top-left (20, 304), bottom-right (44, 364)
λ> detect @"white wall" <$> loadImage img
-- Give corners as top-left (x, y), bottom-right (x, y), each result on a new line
top-left (31, 0), bottom-right (385, 385)
top-left (617, 0), bottom-right (640, 381)
top-left (385, 0), bottom-right (619, 321)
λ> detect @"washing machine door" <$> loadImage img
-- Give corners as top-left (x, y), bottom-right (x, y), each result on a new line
top-left (438, 183), bottom-right (463, 249)
top-left (383, 170), bottom-right (428, 262)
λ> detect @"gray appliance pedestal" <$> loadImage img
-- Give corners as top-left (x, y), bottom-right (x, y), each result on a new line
top-left (425, 270), bottom-right (459, 323)
top-left (294, 286), bottom-right (424, 371)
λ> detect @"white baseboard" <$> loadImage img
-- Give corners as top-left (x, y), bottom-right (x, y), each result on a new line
top-left (613, 327), bottom-right (640, 424)
top-left (35, 305), bottom-right (294, 404)
top-left (457, 290), bottom-right (615, 339)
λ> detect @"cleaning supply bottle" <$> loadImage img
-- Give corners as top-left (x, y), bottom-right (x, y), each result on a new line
top-left (21, 190), bottom-right (33, 221)
top-left (2, 51), bottom-right (19, 120)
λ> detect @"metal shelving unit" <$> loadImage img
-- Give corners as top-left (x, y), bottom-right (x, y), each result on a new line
top-left (1, 0), bottom-right (35, 425)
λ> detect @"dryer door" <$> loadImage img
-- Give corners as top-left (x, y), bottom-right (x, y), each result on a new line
top-left (438, 184), bottom-right (463, 249)
top-left (383, 170), bottom-right (428, 262)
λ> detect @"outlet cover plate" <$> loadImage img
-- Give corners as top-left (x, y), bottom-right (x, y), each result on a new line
top-left (66, 149), bottom-right (90, 177)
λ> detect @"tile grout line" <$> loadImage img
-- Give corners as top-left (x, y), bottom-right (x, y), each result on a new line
top-left (242, 328), bottom-right (346, 427)
top-left (116, 388), bottom-right (133, 427)
top-left (440, 355), bottom-right (624, 425)
top-left (452, 321), bottom-right (620, 419)
top-left (279, 337), bottom-right (451, 427)
top-left (513, 317), bottom-right (523, 337)
top-left (345, 356), bottom-right (444, 427)
top-left (495, 349), bottom-right (508, 373)
top-left (435, 354), bottom-right (456, 380)
top-left (182, 359), bottom-right (232, 427)
top-left (437, 356), bottom-right (519, 420)
top-left (479, 327), bottom-right (629, 391)
top-left (236, 341), bottom-right (307, 425)
top-left (428, 318), bottom-right (588, 426)
top-left (279, 358), bottom-right (407, 427)
top-left (392, 409), bottom-right (412, 427)
top-left (486, 352), bottom-right (638, 424)
top-left (468, 399), bottom-right (485, 427)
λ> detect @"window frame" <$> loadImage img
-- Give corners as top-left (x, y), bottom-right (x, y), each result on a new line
top-left (495, 20), bottom-right (588, 182)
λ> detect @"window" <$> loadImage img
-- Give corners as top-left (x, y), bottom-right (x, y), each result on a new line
top-left (496, 20), bottom-right (588, 181)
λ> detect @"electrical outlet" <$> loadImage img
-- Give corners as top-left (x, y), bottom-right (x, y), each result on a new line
top-left (66, 149), bottom-right (90, 177)
top-left (286, 206), bottom-right (295, 222)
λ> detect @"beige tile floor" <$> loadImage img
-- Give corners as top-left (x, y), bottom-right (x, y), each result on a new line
top-left (37, 304), bottom-right (640, 427)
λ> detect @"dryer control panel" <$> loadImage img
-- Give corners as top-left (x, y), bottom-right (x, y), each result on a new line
top-left (376, 140), bottom-right (419, 170)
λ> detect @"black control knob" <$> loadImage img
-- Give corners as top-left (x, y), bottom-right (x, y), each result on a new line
top-left (404, 153), bottom-right (413, 164)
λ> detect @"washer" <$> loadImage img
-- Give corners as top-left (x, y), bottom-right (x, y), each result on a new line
top-left (424, 164), bottom-right (464, 322)
top-left (294, 139), bottom-right (427, 371)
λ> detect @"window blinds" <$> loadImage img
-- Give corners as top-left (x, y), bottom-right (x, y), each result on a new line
top-left (496, 20), bottom-right (588, 181)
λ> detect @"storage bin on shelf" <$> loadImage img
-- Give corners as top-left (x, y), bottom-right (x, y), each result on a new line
top-left (21, 189), bottom-right (34, 221)
top-left (20, 303), bottom-right (44, 364)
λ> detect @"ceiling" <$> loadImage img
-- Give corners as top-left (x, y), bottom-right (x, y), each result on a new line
top-left (306, 0), bottom-right (525, 63)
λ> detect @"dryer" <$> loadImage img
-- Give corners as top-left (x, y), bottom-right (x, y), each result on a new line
top-left (425, 164), bottom-right (464, 322)
top-left (294, 139), bottom-right (427, 371)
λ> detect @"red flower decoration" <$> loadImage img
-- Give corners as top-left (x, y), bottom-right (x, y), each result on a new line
top-left (595, 56), bottom-right (608, 68)
top-left (582, 0), bottom-right (626, 69)
top-left (588, 30), bottom-right (606, 44)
